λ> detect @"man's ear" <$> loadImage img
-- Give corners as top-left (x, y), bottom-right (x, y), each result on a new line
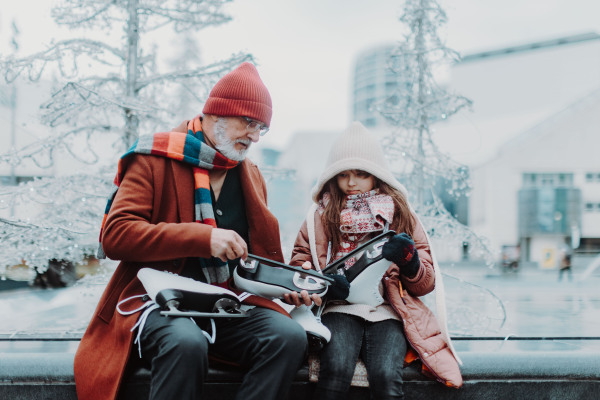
top-left (204, 114), bottom-right (219, 122)
top-left (202, 114), bottom-right (218, 132)
top-left (201, 114), bottom-right (218, 144)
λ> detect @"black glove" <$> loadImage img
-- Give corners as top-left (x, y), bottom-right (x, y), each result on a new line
top-left (325, 273), bottom-right (350, 300)
top-left (382, 233), bottom-right (420, 278)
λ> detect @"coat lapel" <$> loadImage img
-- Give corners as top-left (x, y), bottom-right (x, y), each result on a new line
top-left (170, 160), bottom-right (195, 223)
top-left (170, 155), bottom-right (283, 262)
top-left (239, 161), bottom-right (284, 262)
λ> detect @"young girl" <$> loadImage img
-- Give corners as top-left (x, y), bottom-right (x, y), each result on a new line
top-left (290, 122), bottom-right (462, 400)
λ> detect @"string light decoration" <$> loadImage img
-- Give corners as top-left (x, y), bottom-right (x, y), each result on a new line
top-left (375, 0), bottom-right (504, 335)
top-left (0, 0), bottom-right (252, 278)
top-left (376, 0), bottom-right (495, 263)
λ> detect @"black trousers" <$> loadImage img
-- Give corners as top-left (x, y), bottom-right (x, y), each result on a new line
top-left (139, 307), bottom-right (308, 400)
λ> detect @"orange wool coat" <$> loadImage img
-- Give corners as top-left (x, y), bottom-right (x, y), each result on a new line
top-left (74, 126), bottom-right (284, 400)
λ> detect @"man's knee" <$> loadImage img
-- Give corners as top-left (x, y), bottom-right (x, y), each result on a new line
top-left (259, 314), bottom-right (307, 358)
top-left (279, 316), bottom-right (308, 350)
top-left (159, 326), bottom-right (209, 365)
top-left (176, 331), bottom-right (209, 353)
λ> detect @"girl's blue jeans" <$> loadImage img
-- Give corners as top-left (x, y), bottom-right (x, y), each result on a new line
top-left (315, 312), bottom-right (408, 400)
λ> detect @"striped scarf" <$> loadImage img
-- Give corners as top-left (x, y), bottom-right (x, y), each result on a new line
top-left (98, 117), bottom-right (239, 284)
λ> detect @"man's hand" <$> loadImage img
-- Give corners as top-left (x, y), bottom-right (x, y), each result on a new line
top-left (210, 228), bottom-right (248, 262)
top-left (283, 261), bottom-right (323, 307)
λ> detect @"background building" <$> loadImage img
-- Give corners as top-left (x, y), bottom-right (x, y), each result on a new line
top-left (348, 32), bottom-right (600, 267)
top-left (448, 33), bottom-right (600, 267)
top-left (352, 44), bottom-right (398, 129)
top-left (470, 90), bottom-right (600, 268)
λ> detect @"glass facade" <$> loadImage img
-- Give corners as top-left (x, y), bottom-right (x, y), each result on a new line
top-left (352, 45), bottom-right (402, 128)
top-left (518, 173), bottom-right (581, 237)
top-left (0, 175), bottom-right (35, 186)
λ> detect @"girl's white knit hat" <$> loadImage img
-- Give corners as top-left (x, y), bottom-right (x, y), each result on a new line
top-left (311, 121), bottom-right (408, 202)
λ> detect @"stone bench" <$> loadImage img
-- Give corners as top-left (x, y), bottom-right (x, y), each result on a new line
top-left (2, 344), bottom-right (600, 399)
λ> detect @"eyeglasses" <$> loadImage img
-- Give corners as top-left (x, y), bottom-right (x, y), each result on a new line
top-left (242, 117), bottom-right (269, 136)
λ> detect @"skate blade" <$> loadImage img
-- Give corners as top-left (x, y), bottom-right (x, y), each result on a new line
top-left (160, 308), bottom-right (247, 318)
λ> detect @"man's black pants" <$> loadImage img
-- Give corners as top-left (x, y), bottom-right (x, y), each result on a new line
top-left (139, 306), bottom-right (307, 400)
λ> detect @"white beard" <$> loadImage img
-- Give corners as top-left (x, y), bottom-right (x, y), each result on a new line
top-left (214, 118), bottom-right (251, 161)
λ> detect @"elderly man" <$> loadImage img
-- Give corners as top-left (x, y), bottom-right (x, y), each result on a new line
top-left (74, 63), bottom-right (308, 400)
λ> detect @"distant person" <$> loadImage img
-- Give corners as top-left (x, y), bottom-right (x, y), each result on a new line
top-left (559, 250), bottom-right (573, 281)
top-left (74, 62), bottom-right (311, 400)
top-left (501, 252), bottom-right (519, 273)
top-left (289, 122), bottom-right (462, 399)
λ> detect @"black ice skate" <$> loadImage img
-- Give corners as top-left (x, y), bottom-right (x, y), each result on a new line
top-left (233, 254), bottom-right (334, 299)
top-left (233, 255), bottom-right (335, 346)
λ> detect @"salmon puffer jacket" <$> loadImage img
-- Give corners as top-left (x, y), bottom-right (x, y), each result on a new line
top-left (290, 204), bottom-right (463, 388)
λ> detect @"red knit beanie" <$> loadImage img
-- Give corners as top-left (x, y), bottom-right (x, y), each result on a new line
top-left (202, 62), bottom-right (272, 127)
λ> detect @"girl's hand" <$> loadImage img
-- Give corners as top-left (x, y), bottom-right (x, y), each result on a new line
top-left (382, 233), bottom-right (420, 278)
top-left (324, 273), bottom-right (350, 300)
top-left (301, 261), bottom-right (312, 270)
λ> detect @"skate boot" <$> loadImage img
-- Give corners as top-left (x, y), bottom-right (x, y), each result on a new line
top-left (137, 268), bottom-right (246, 318)
top-left (233, 255), bottom-right (334, 299)
top-left (323, 231), bottom-right (395, 307)
top-left (290, 305), bottom-right (331, 350)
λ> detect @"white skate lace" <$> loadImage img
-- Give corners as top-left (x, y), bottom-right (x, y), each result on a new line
top-left (117, 294), bottom-right (217, 359)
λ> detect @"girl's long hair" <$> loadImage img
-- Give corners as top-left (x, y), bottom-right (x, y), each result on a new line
top-left (319, 175), bottom-right (415, 255)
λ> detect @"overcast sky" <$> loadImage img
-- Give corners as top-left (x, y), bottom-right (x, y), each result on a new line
top-left (1, 0), bottom-right (600, 150)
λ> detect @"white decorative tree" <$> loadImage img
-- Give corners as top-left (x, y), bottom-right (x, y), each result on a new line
top-left (377, 0), bottom-right (493, 262)
top-left (0, 0), bottom-right (251, 278)
top-left (375, 0), bottom-right (505, 336)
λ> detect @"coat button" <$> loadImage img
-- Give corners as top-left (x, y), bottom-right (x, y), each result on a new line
top-left (216, 209), bottom-right (223, 216)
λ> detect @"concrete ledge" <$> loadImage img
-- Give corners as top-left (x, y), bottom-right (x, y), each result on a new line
top-left (2, 350), bottom-right (600, 399)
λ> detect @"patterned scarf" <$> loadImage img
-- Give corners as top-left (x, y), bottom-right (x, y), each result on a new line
top-left (98, 117), bottom-right (239, 284)
top-left (321, 190), bottom-right (394, 269)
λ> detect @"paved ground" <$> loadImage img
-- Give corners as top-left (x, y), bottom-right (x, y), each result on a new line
top-left (440, 262), bottom-right (600, 352)
top-left (2, 262), bottom-right (600, 352)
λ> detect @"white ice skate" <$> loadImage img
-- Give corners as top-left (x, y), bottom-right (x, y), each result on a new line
top-left (323, 231), bottom-right (395, 307)
top-left (290, 304), bottom-right (332, 349)
top-left (137, 268), bottom-right (247, 318)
